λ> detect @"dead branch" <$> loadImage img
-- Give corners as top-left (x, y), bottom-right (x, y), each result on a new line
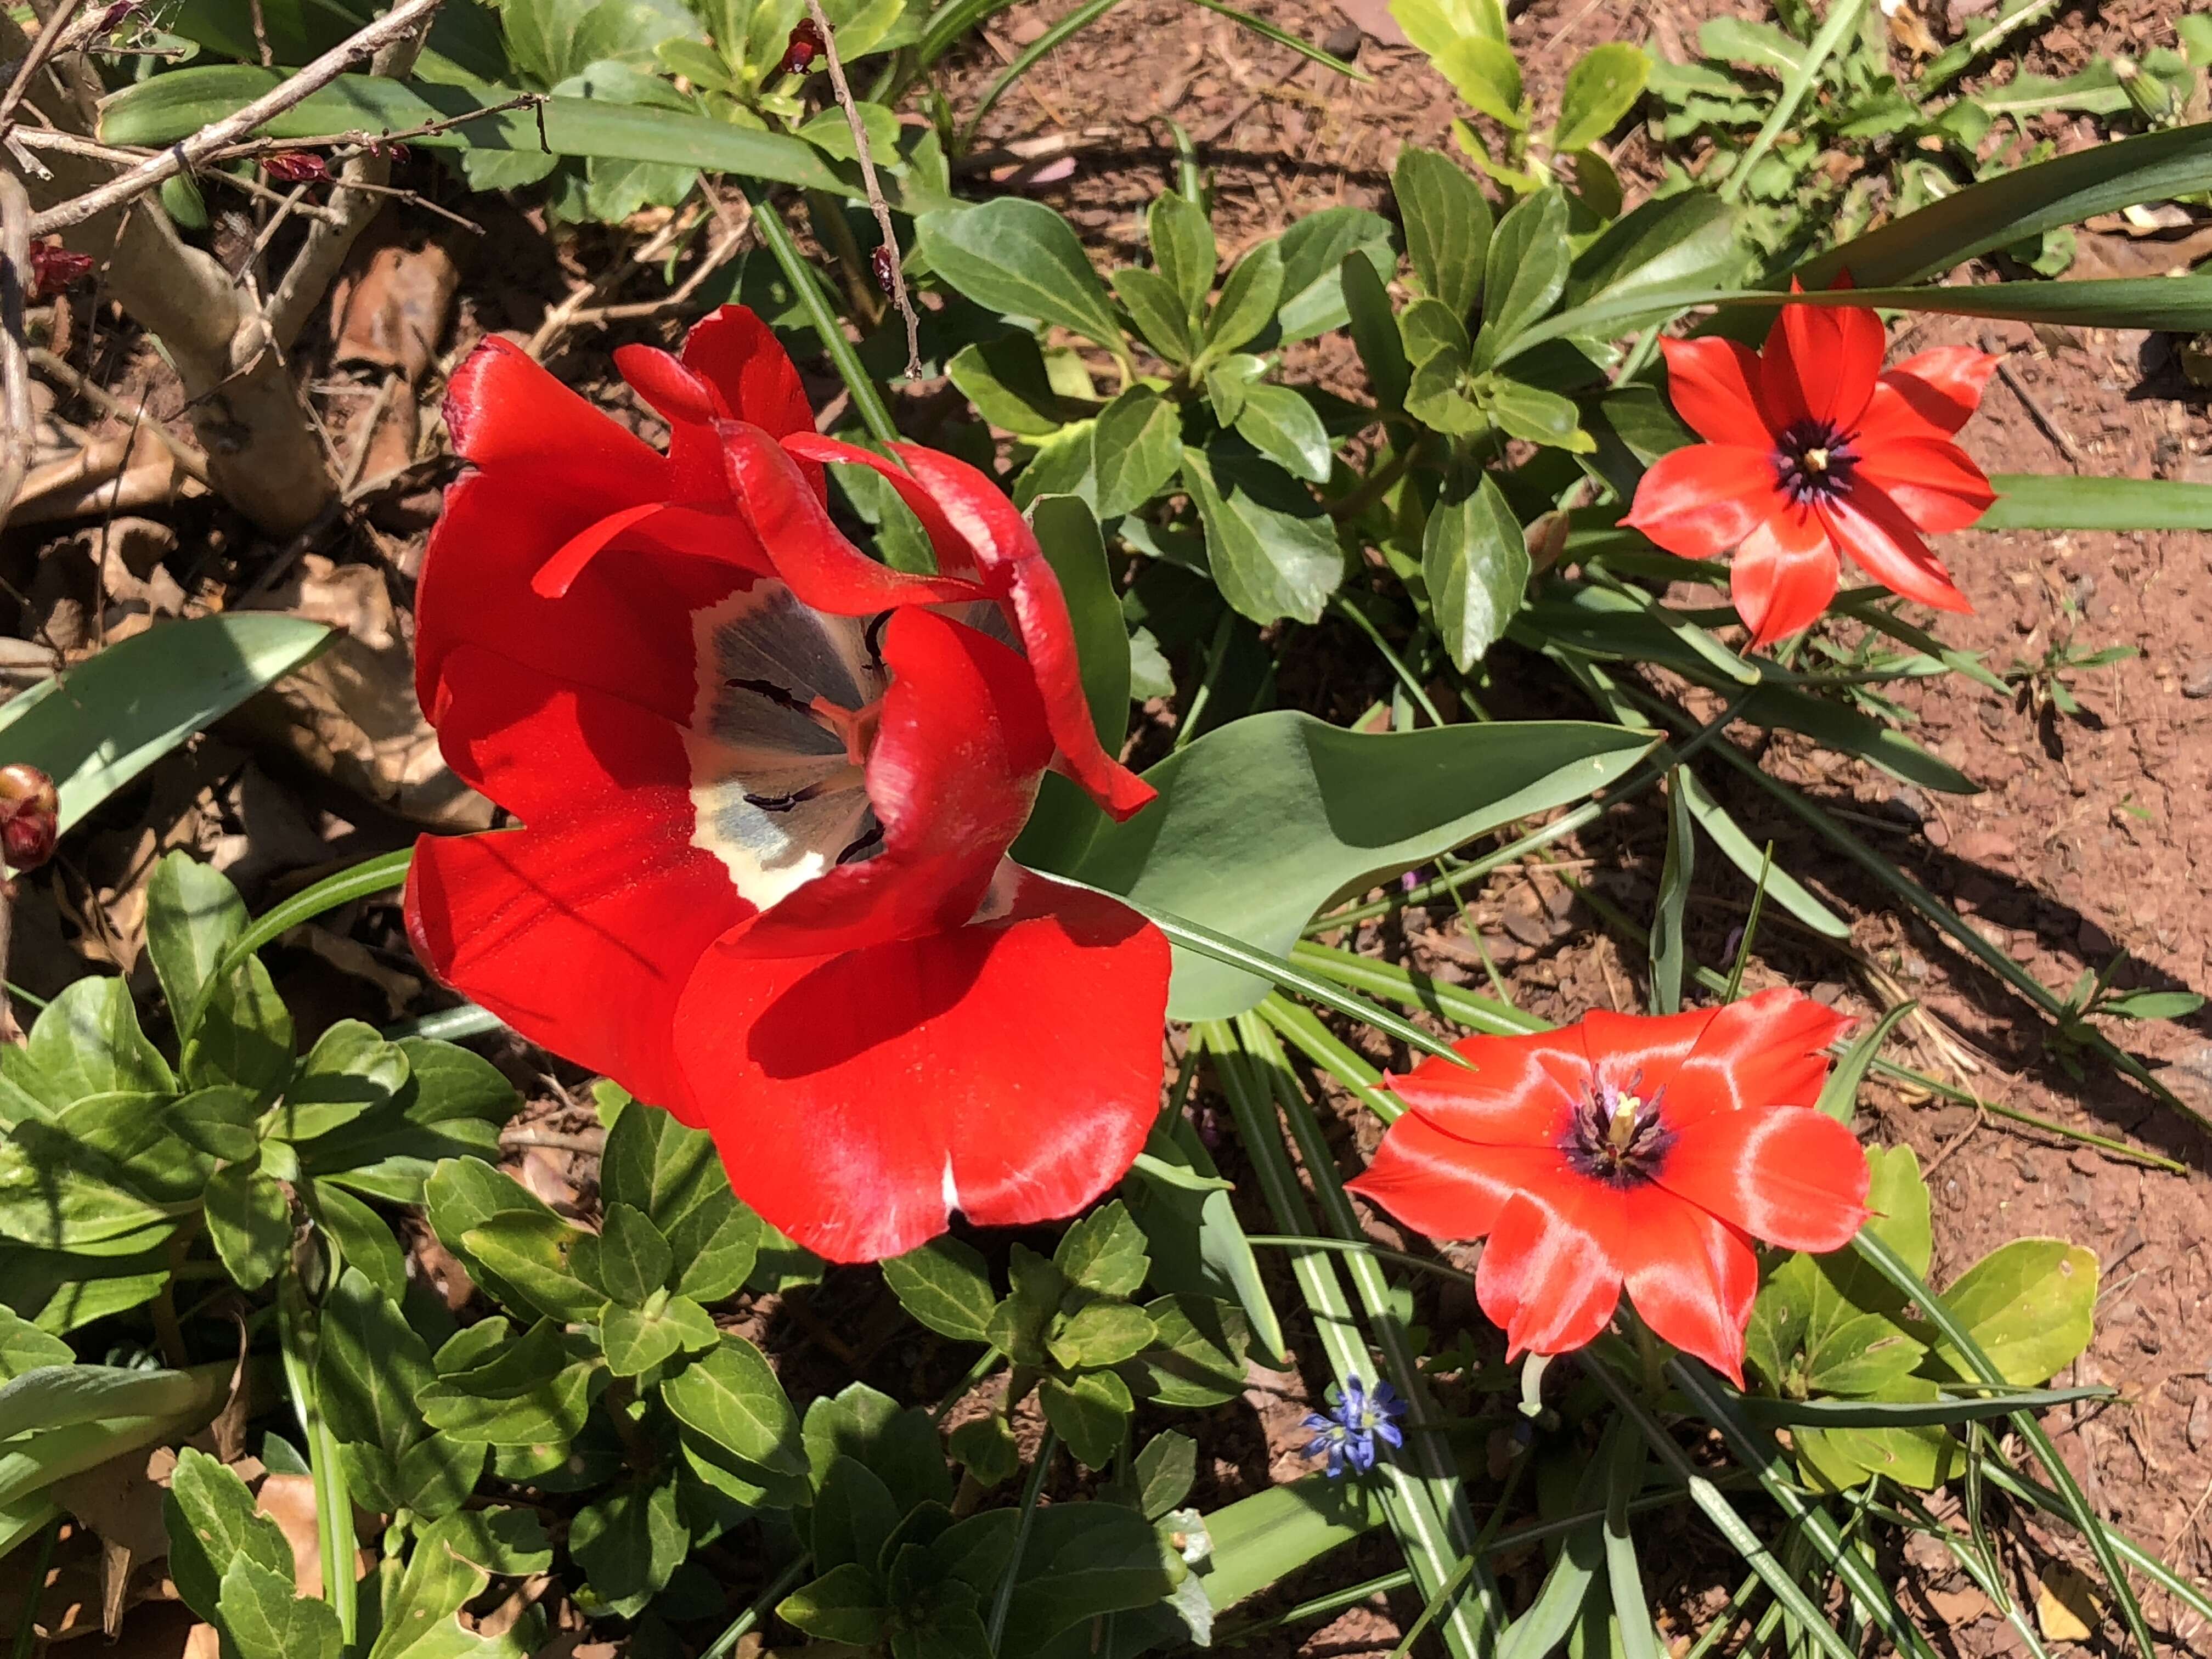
top-left (30, 345), bottom-right (214, 486)
top-left (802, 0), bottom-right (921, 380)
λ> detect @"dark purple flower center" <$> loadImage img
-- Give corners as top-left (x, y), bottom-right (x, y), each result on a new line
top-left (1561, 1073), bottom-right (1675, 1187)
top-left (1771, 418), bottom-right (1858, 505)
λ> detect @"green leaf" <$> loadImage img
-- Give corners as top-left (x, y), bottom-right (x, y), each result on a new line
top-left (2102, 989), bottom-right (2206, 1020)
top-left (366, 1509), bottom-right (548, 1658)
top-left (1737, 684), bottom-right (1977, 795)
top-left (318, 1265), bottom-right (435, 1455)
top-left (0, 1310), bottom-right (72, 1380)
top-left (459, 1212), bottom-right (605, 1324)
top-left (1555, 43), bottom-right (1649, 151)
top-left (1815, 1002), bottom-right (1914, 1124)
top-left (218, 1556), bottom-right (343, 1659)
top-left (1205, 354), bottom-right (1265, 425)
top-left (183, 958), bottom-right (294, 1098)
top-left (1699, 16), bottom-right (1804, 76)
top-left (1564, 190), bottom-right (1743, 321)
top-left (570, 1475), bottom-right (689, 1613)
top-left (670, 1202), bottom-right (760, 1304)
top-left (947, 334), bottom-right (1092, 437)
top-left (204, 1164), bottom-right (292, 1291)
top-left (1977, 475), bottom-right (2212, 531)
top-left (658, 1335), bottom-right (805, 1475)
top-left (1049, 1299), bottom-right (1158, 1370)
top-left (1091, 387), bottom-right (1183, 517)
top-left (1649, 775), bottom-right (1693, 1015)
top-left (1149, 190), bottom-right (1217, 319)
top-left (780, 1561), bottom-right (891, 1645)
top-left (27, 978), bottom-right (174, 1099)
top-left (1000, 1502), bottom-right (1177, 1651)
top-left (1063, 711), bottom-right (1650, 1017)
top-left (812, 1453), bottom-right (904, 1572)
top-left (984, 1244), bottom-right (1066, 1367)
top-left (145, 854), bottom-right (247, 1031)
top-left (0, 614), bottom-right (328, 836)
top-left (1179, 445), bottom-right (1342, 626)
top-left (1342, 251), bottom-right (1409, 410)
top-left (1274, 206), bottom-right (1395, 343)
top-left (166, 1447), bottom-right (294, 1623)
top-left (601, 1297), bottom-right (718, 1377)
top-left (1392, 146), bottom-right (1492, 320)
top-left (1675, 769), bottom-right (1850, 941)
top-left (1928, 1240), bottom-right (2098, 1388)
top-left (417, 1322), bottom-right (595, 1448)
top-left (1399, 296), bottom-right (1470, 366)
top-left (881, 1237), bottom-right (997, 1343)
top-left (599, 1096), bottom-right (725, 1238)
top-left (1121, 1115), bottom-right (1285, 1365)
top-left (100, 68), bottom-right (880, 206)
top-left (1802, 1311), bottom-right (1927, 1395)
top-left (1395, 0), bottom-right (1523, 123)
top-left (1054, 1199), bottom-right (1152, 1297)
top-left (1039, 1369), bottom-right (1133, 1469)
top-left (1475, 188), bottom-right (1571, 366)
top-left (1233, 384), bottom-right (1334, 483)
top-left (947, 1417), bottom-right (1020, 1488)
top-left (1113, 265), bottom-right (1196, 363)
top-left (1201, 239), bottom-right (1284, 359)
top-left (802, 1382), bottom-right (954, 1515)
top-left (306, 1181), bottom-right (407, 1301)
top-left (597, 1201), bottom-right (675, 1306)
top-left (1132, 1430), bottom-right (1197, 1519)
top-left (276, 1020), bottom-right (410, 1142)
top-left (1423, 466), bottom-right (1530, 671)
top-left (425, 1158), bottom-right (583, 1316)
top-left (1122, 1293), bottom-right (1250, 1406)
top-left (917, 200), bottom-right (1124, 349)
top-left (1483, 376), bottom-right (1592, 451)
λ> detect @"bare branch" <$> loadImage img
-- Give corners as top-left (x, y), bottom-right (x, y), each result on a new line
top-left (27, 0), bottom-right (445, 236)
top-left (802, 0), bottom-right (921, 381)
top-left (0, 172), bottom-right (36, 532)
top-left (0, 0), bottom-right (86, 131)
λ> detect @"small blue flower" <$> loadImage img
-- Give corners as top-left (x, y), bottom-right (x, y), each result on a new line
top-left (1300, 1375), bottom-right (1406, 1479)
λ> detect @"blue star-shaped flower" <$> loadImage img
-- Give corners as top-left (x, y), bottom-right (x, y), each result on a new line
top-left (1300, 1375), bottom-right (1405, 1479)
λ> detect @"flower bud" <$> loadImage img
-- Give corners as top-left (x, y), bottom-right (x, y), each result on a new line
top-left (261, 150), bottom-right (331, 184)
top-left (2115, 57), bottom-right (2175, 125)
top-left (777, 18), bottom-right (825, 74)
top-left (0, 764), bottom-right (59, 871)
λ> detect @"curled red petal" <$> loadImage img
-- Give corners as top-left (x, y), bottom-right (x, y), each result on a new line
top-left (1658, 1105), bottom-right (1870, 1255)
top-left (1346, 1113), bottom-right (1527, 1241)
top-left (1852, 433), bottom-right (1995, 535)
top-left (1731, 503), bottom-right (1838, 648)
top-left (1620, 1197), bottom-right (1759, 1385)
top-left (1863, 346), bottom-right (1999, 442)
top-left (1623, 444), bottom-right (1782, 561)
top-left (614, 345), bottom-right (732, 504)
top-left (1819, 481), bottom-right (1972, 613)
top-left (782, 433), bottom-right (987, 583)
top-left (890, 444), bottom-right (1156, 821)
top-left (1659, 337), bottom-right (1774, 450)
top-left (721, 421), bottom-right (990, 614)
top-left (682, 306), bottom-right (817, 440)
top-left (715, 607), bottom-right (1052, 960)
top-left (674, 868), bottom-right (1169, 1262)
top-left (1382, 1028), bottom-right (1588, 1147)
top-left (444, 336), bottom-right (667, 493)
top-left (1475, 1180), bottom-right (1625, 1359)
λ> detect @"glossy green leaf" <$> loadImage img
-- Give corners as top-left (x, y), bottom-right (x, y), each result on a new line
top-left (203, 1165), bottom-right (291, 1291)
top-left (1113, 265), bottom-right (1196, 362)
top-left (317, 1266), bottom-right (433, 1455)
top-left (882, 1236), bottom-right (998, 1342)
top-left (1038, 1368), bottom-right (1133, 1469)
top-left (1121, 1115), bottom-right (1286, 1367)
top-left (1424, 466), bottom-right (1530, 670)
top-left (0, 1122), bottom-right (172, 1253)
top-left (165, 1447), bottom-right (295, 1622)
top-left (601, 1295), bottom-right (719, 1377)
top-left (1203, 239), bottom-right (1285, 358)
top-left (1048, 1299), bottom-right (1158, 1369)
top-left (1555, 43), bottom-right (1650, 152)
top-left (1179, 445), bottom-right (1342, 625)
top-left (780, 1562), bottom-right (891, 1644)
top-left (1475, 188), bottom-right (1571, 366)
top-left (217, 1556), bottom-right (342, 1659)
top-left (1392, 146), bottom-right (1491, 320)
top-left (1122, 1294), bottom-right (1250, 1407)
top-left (947, 1415), bottom-right (1019, 1487)
top-left (597, 1201), bottom-right (674, 1306)
top-left (275, 1020), bottom-right (410, 1143)
top-left (599, 1094), bottom-right (723, 1237)
top-left (182, 958), bottom-right (294, 1098)
top-left (27, 978), bottom-right (173, 1100)
top-left (1396, 0), bottom-right (1523, 124)
top-left (569, 1476), bottom-right (688, 1614)
top-left (670, 1202), bottom-right (760, 1304)
top-left (658, 1335), bottom-right (805, 1475)
top-left (0, 614), bottom-right (328, 837)
top-left (1928, 1239), bottom-right (2098, 1387)
top-left (1274, 206), bottom-right (1394, 343)
top-left (1563, 189), bottom-right (1743, 321)
top-left (1342, 251), bottom-right (1410, 411)
top-left (1054, 1199), bottom-right (1150, 1297)
top-left (145, 854), bottom-right (248, 1031)
top-left (1233, 383), bottom-right (1334, 483)
top-left (1065, 711), bottom-right (1649, 1016)
top-left (947, 334), bottom-right (1091, 437)
top-left (1197, 1475), bottom-right (1382, 1612)
top-left (1816, 1002), bottom-right (1915, 1122)
top-left (1481, 377), bottom-right (1592, 451)
top-left (1091, 388), bottom-right (1183, 517)
top-left (812, 1453), bottom-right (904, 1572)
top-left (917, 199), bottom-right (1124, 348)
top-left (1149, 190), bottom-right (1218, 318)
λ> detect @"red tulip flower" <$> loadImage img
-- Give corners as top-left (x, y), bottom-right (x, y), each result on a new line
top-left (404, 306), bottom-right (1168, 1263)
top-left (1347, 990), bottom-right (1870, 1383)
top-left (1624, 291), bottom-right (1998, 648)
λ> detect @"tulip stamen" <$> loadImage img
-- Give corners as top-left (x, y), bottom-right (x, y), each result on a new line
top-left (1772, 419), bottom-right (1858, 506)
top-left (1562, 1071), bottom-right (1675, 1187)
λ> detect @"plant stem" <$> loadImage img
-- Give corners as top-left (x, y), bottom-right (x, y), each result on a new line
top-left (986, 1428), bottom-right (1058, 1654)
top-left (1173, 607), bottom-right (1239, 751)
top-left (747, 187), bottom-right (900, 445)
top-left (276, 1269), bottom-right (356, 1645)
top-left (1723, 0), bottom-right (1870, 206)
top-left (9, 1516), bottom-right (59, 1659)
top-left (699, 1555), bottom-right (812, 1659)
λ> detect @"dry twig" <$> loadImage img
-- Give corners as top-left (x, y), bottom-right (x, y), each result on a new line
top-left (29, 345), bottom-right (213, 485)
top-left (803, 0), bottom-right (921, 380)
top-left (0, 0), bottom-right (86, 132)
top-left (0, 172), bottom-right (35, 530)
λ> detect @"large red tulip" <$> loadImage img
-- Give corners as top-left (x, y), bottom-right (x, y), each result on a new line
top-left (404, 306), bottom-right (1169, 1263)
top-left (1624, 287), bottom-right (1997, 648)
top-left (1347, 990), bottom-right (1870, 1383)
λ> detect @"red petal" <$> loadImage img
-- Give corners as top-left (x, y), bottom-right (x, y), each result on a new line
top-left (1620, 1197), bottom-right (1759, 1385)
top-left (1659, 337), bottom-right (1774, 450)
top-left (405, 687), bottom-right (746, 1129)
top-left (1381, 1028), bottom-right (1588, 1147)
top-left (682, 305), bottom-right (816, 440)
top-left (1623, 445), bottom-right (1782, 561)
top-left (715, 607), bottom-right (1052, 960)
top-left (1658, 1105), bottom-right (1870, 1255)
top-left (1862, 346), bottom-right (1998, 441)
top-left (1730, 503), bottom-right (1838, 647)
top-left (1475, 1180), bottom-right (1625, 1359)
top-left (1346, 1114), bottom-right (1530, 1241)
top-left (444, 336), bottom-right (666, 494)
top-left (1662, 987), bottom-right (1852, 1126)
top-left (1819, 481), bottom-right (1972, 613)
top-left (1574, 1006), bottom-right (1718, 1103)
top-left (890, 444), bottom-right (1157, 822)
top-left (673, 869), bottom-right (1169, 1261)
top-left (720, 422), bottom-right (990, 614)
top-left (782, 433), bottom-right (988, 583)
top-left (1853, 433), bottom-right (1995, 535)
top-left (1762, 301), bottom-right (1884, 433)
top-left (614, 345), bottom-right (731, 504)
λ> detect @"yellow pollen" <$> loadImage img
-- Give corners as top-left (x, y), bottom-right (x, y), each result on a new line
top-left (1606, 1093), bottom-right (1643, 1150)
top-left (1804, 447), bottom-right (1831, 472)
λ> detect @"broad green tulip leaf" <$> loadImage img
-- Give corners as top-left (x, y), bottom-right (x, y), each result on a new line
top-left (1196, 1475), bottom-right (1381, 1612)
top-left (917, 199), bottom-right (1124, 348)
top-left (1928, 1240), bottom-right (2098, 1387)
top-left (0, 617), bottom-right (328, 840)
top-left (1063, 713), bottom-right (1650, 1017)
top-left (1978, 474), bottom-right (2212, 531)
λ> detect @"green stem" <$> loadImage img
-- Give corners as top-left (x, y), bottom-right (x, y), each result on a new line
top-left (1331, 595), bottom-right (1443, 727)
top-left (10, 1517), bottom-right (60, 1659)
top-left (747, 188), bottom-right (899, 445)
top-left (1723, 0), bottom-right (1871, 205)
top-left (276, 1272), bottom-right (357, 1647)
top-left (1242, 1232), bottom-right (1471, 1285)
top-left (931, 1347), bottom-right (1004, 1425)
top-left (1173, 608), bottom-right (1239, 751)
top-left (699, 1555), bottom-right (812, 1659)
top-left (986, 1429), bottom-right (1058, 1654)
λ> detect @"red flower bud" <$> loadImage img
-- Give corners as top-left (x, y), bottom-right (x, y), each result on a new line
top-left (27, 242), bottom-right (94, 301)
top-left (95, 1), bottom-right (138, 31)
top-left (261, 151), bottom-right (331, 184)
top-left (0, 764), bottom-right (59, 871)
top-left (777, 18), bottom-right (825, 74)
top-left (869, 244), bottom-right (896, 295)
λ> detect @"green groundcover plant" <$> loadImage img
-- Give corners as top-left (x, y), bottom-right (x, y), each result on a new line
top-left (7, 0), bottom-right (2212, 1655)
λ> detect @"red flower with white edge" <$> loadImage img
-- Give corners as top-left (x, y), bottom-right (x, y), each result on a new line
top-left (404, 305), bottom-right (1167, 1263)
top-left (1346, 990), bottom-right (1869, 1383)
top-left (1624, 288), bottom-right (1998, 648)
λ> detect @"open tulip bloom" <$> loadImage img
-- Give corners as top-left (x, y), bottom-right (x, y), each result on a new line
top-left (404, 306), bottom-right (1171, 1263)
top-left (1347, 990), bottom-right (1871, 1383)
top-left (1624, 289), bottom-right (1999, 648)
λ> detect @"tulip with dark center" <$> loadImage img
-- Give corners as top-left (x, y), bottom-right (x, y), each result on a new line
top-left (1624, 281), bottom-right (1998, 648)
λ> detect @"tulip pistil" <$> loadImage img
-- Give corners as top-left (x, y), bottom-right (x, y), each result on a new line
top-left (1562, 1073), bottom-right (1675, 1187)
top-left (1773, 419), bottom-right (1858, 506)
